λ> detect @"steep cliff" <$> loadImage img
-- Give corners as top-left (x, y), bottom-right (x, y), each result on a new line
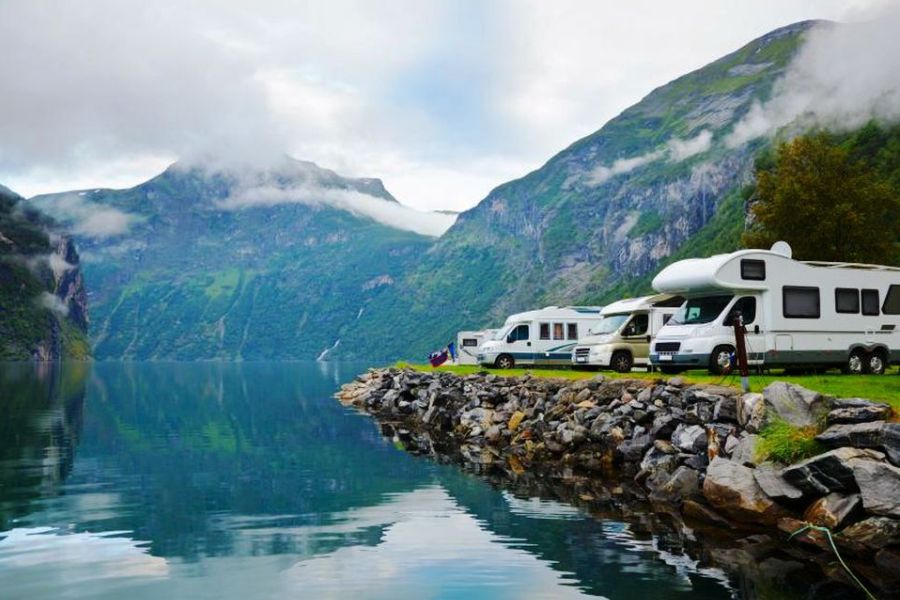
top-left (0, 185), bottom-right (90, 360)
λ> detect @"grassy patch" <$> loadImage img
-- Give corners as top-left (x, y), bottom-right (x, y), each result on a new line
top-left (756, 419), bottom-right (825, 465)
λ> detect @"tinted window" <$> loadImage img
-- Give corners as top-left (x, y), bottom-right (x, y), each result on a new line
top-left (884, 285), bottom-right (900, 315)
top-left (539, 323), bottom-right (550, 340)
top-left (670, 295), bottom-right (734, 325)
top-left (462, 338), bottom-right (479, 347)
top-left (623, 314), bottom-right (649, 336)
top-left (784, 286), bottom-right (820, 318)
top-left (740, 259), bottom-right (766, 281)
top-left (862, 289), bottom-right (880, 316)
top-left (724, 296), bottom-right (756, 325)
top-left (567, 323), bottom-right (578, 340)
top-left (510, 324), bottom-right (529, 342)
top-left (835, 288), bottom-right (859, 314)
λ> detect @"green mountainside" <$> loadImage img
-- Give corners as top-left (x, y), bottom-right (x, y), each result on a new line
top-left (0, 186), bottom-right (89, 360)
top-left (334, 21), bottom-right (817, 360)
top-left (30, 159), bottom-right (434, 360)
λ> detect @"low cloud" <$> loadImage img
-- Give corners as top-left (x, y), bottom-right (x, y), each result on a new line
top-left (217, 184), bottom-right (457, 237)
top-left (726, 8), bottom-right (900, 147)
top-left (587, 129), bottom-right (713, 185)
top-left (38, 292), bottom-right (69, 317)
top-left (31, 194), bottom-right (139, 238)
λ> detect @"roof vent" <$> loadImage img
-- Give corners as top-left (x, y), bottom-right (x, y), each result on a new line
top-left (771, 241), bottom-right (792, 258)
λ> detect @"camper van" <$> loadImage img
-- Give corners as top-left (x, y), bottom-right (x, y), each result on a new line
top-left (571, 294), bottom-right (683, 372)
top-left (477, 306), bottom-right (604, 369)
top-left (648, 242), bottom-right (900, 375)
top-left (455, 329), bottom-right (498, 365)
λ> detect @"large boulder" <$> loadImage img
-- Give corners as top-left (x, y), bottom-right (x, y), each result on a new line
top-left (703, 457), bottom-right (789, 525)
top-left (753, 464), bottom-right (804, 501)
top-left (849, 459), bottom-right (900, 518)
top-left (802, 493), bottom-right (861, 529)
top-left (827, 398), bottom-right (891, 425)
top-left (649, 466), bottom-right (701, 504)
top-left (816, 422), bottom-right (900, 466)
top-left (730, 434), bottom-right (760, 467)
top-left (781, 447), bottom-right (883, 496)
top-left (762, 382), bottom-right (830, 428)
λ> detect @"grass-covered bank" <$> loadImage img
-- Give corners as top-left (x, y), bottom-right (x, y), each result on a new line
top-left (398, 362), bottom-right (900, 408)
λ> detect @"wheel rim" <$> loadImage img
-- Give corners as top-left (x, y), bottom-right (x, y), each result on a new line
top-left (498, 357), bottom-right (512, 369)
top-left (870, 355), bottom-right (884, 373)
top-left (848, 353), bottom-right (863, 374)
top-left (716, 351), bottom-right (731, 370)
top-left (614, 355), bottom-right (630, 372)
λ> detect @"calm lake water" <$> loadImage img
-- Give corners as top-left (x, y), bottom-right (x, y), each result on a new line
top-left (0, 362), bottom-right (736, 600)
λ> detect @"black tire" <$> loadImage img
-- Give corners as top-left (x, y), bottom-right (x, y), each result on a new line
top-left (611, 351), bottom-right (633, 373)
top-left (708, 345), bottom-right (735, 375)
top-left (845, 349), bottom-right (866, 375)
top-left (868, 350), bottom-right (887, 375)
top-left (659, 366), bottom-right (685, 375)
top-left (494, 354), bottom-right (515, 369)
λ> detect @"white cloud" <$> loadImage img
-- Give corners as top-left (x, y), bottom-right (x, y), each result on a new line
top-left (217, 182), bottom-right (457, 237)
top-left (587, 129), bottom-right (714, 185)
top-left (30, 194), bottom-right (139, 238)
top-left (726, 3), bottom-right (900, 147)
top-left (38, 292), bottom-right (69, 316)
top-left (668, 130), bottom-right (714, 161)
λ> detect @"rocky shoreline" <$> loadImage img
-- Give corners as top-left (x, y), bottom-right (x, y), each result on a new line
top-left (337, 367), bottom-right (900, 597)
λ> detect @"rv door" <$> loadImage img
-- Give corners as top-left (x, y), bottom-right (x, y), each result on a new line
top-left (621, 313), bottom-right (651, 361)
top-left (723, 295), bottom-right (764, 364)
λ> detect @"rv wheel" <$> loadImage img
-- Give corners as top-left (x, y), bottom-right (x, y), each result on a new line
top-left (708, 345), bottom-right (735, 375)
top-left (868, 351), bottom-right (887, 375)
top-left (845, 350), bottom-right (866, 375)
top-left (494, 354), bottom-right (515, 369)
top-left (611, 351), bottom-right (633, 373)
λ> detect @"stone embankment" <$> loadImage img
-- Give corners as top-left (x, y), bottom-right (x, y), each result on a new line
top-left (337, 368), bottom-right (900, 592)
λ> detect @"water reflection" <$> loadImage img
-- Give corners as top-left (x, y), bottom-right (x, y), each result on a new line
top-left (0, 362), bottom-right (735, 599)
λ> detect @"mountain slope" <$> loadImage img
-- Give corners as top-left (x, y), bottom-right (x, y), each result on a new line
top-left (31, 159), bottom-right (436, 360)
top-left (336, 21), bottom-right (817, 361)
top-left (0, 186), bottom-right (89, 360)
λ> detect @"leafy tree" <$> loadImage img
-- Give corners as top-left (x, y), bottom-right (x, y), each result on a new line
top-left (743, 131), bottom-right (900, 264)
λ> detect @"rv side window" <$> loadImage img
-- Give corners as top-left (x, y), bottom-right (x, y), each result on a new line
top-left (539, 323), bottom-right (551, 340)
top-left (740, 259), bottom-right (766, 281)
top-left (567, 323), bottom-right (578, 340)
top-left (884, 285), bottom-right (900, 315)
top-left (783, 286), bottom-right (820, 319)
top-left (553, 323), bottom-right (564, 340)
top-left (835, 288), bottom-right (860, 314)
top-left (508, 324), bottom-right (529, 342)
top-left (462, 338), bottom-right (479, 347)
top-left (862, 289), bottom-right (880, 316)
top-left (724, 296), bottom-right (756, 325)
top-left (623, 314), bottom-right (649, 336)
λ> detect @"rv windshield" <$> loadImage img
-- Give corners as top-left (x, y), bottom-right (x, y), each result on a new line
top-left (670, 295), bottom-right (734, 325)
top-left (589, 314), bottom-right (629, 335)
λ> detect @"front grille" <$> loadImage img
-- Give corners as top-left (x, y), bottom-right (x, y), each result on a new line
top-left (655, 342), bottom-right (681, 353)
top-left (575, 348), bottom-right (590, 358)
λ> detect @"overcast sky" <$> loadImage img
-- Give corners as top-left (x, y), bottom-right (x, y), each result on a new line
top-left (0, 0), bottom-right (891, 211)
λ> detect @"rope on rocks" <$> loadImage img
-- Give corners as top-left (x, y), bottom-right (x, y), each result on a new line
top-left (788, 523), bottom-right (878, 600)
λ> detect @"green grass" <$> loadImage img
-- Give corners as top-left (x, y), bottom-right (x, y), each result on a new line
top-left (756, 418), bottom-right (825, 464)
top-left (397, 362), bottom-right (900, 408)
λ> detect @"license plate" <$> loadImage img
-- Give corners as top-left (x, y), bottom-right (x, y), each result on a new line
top-left (658, 355), bottom-right (673, 361)
top-left (576, 357), bottom-right (586, 363)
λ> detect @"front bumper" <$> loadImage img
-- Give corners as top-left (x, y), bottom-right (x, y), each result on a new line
top-left (477, 351), bottom-right (499, 365)
top-left (649, 352), bottom-right (705, 367)
top-left (572, 349), bottom-right (612, 367)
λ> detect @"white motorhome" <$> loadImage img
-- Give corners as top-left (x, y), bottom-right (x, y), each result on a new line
top-left (455, 329), bottom-right (498, 365)
top-left (571, 294), bottom-right (683, 372)
top-left (478, 306), bottom-right (604, 369)
top-left (649, 242), bottom-right (900, 375)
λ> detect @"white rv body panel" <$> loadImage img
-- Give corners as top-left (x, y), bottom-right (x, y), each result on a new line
top-left (649, 246), bottom-right (900, 372)
top-left (477, 306), bottom-right (604, 368)
top-left (455, 330), bottom-right (497, 365)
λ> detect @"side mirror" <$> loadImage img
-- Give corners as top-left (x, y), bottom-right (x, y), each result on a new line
top-left (646, 335), bottom-right (651, 342)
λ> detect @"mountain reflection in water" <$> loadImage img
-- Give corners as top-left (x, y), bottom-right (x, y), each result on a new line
top-left (0, 362), bottom-right (734, 599)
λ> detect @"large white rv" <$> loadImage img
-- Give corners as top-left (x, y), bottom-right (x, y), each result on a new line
top-left (649, 242), bottom-right (900, 375)
top-left (571, 294), bottom-right (683, 372)
top-left (455, 329), bottom-right (498, 365)
top-left (478, 306), bottom-right (604, 369)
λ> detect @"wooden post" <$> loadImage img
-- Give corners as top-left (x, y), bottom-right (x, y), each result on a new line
top-left (733, 315), bottom-right (750, 392)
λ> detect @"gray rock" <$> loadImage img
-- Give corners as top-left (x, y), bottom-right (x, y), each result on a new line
top-left (849, 458), bottom-right (900, 518)
top-left (753, 464), bottom-right (804, 501)
top-left (650, 466), bottom-right (700, 504)
top-left (724, 434), bottom-right (741, 457)
top-left (714, 396), bottom-right (739, 422)
top-left (703, 457), bottom-right (789, 525)
top-left (485, 425), bottom-right (502, 443)
top-left (640, 445), bottom-right (680, 473)
top-left (762, 382), bottom-right (829, 428)
top-left (816, 420), bottom-right (886, 449)
top-left (738, 393), bottom-right (766, 433)
top-left (828, 404), bottom-right (891, 425)
top-left (682, 454), bottom-right (709, 470)
top-left (803, 492), bottom-right (861, 529)
top-left (781, 447), bottom-right (884, 495)
top-left (650, 414), bottom-right (678, 439)
top-left (840, 517), bottom-right (900, 549)
top-left (885, 423), bottom-right (900, 466)
top-left (617, 434), bottom-right (653, 463)
top-left (730, 434), bottom-right (760, 467)
top-left (671, 424), bottom-right (707, 454)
